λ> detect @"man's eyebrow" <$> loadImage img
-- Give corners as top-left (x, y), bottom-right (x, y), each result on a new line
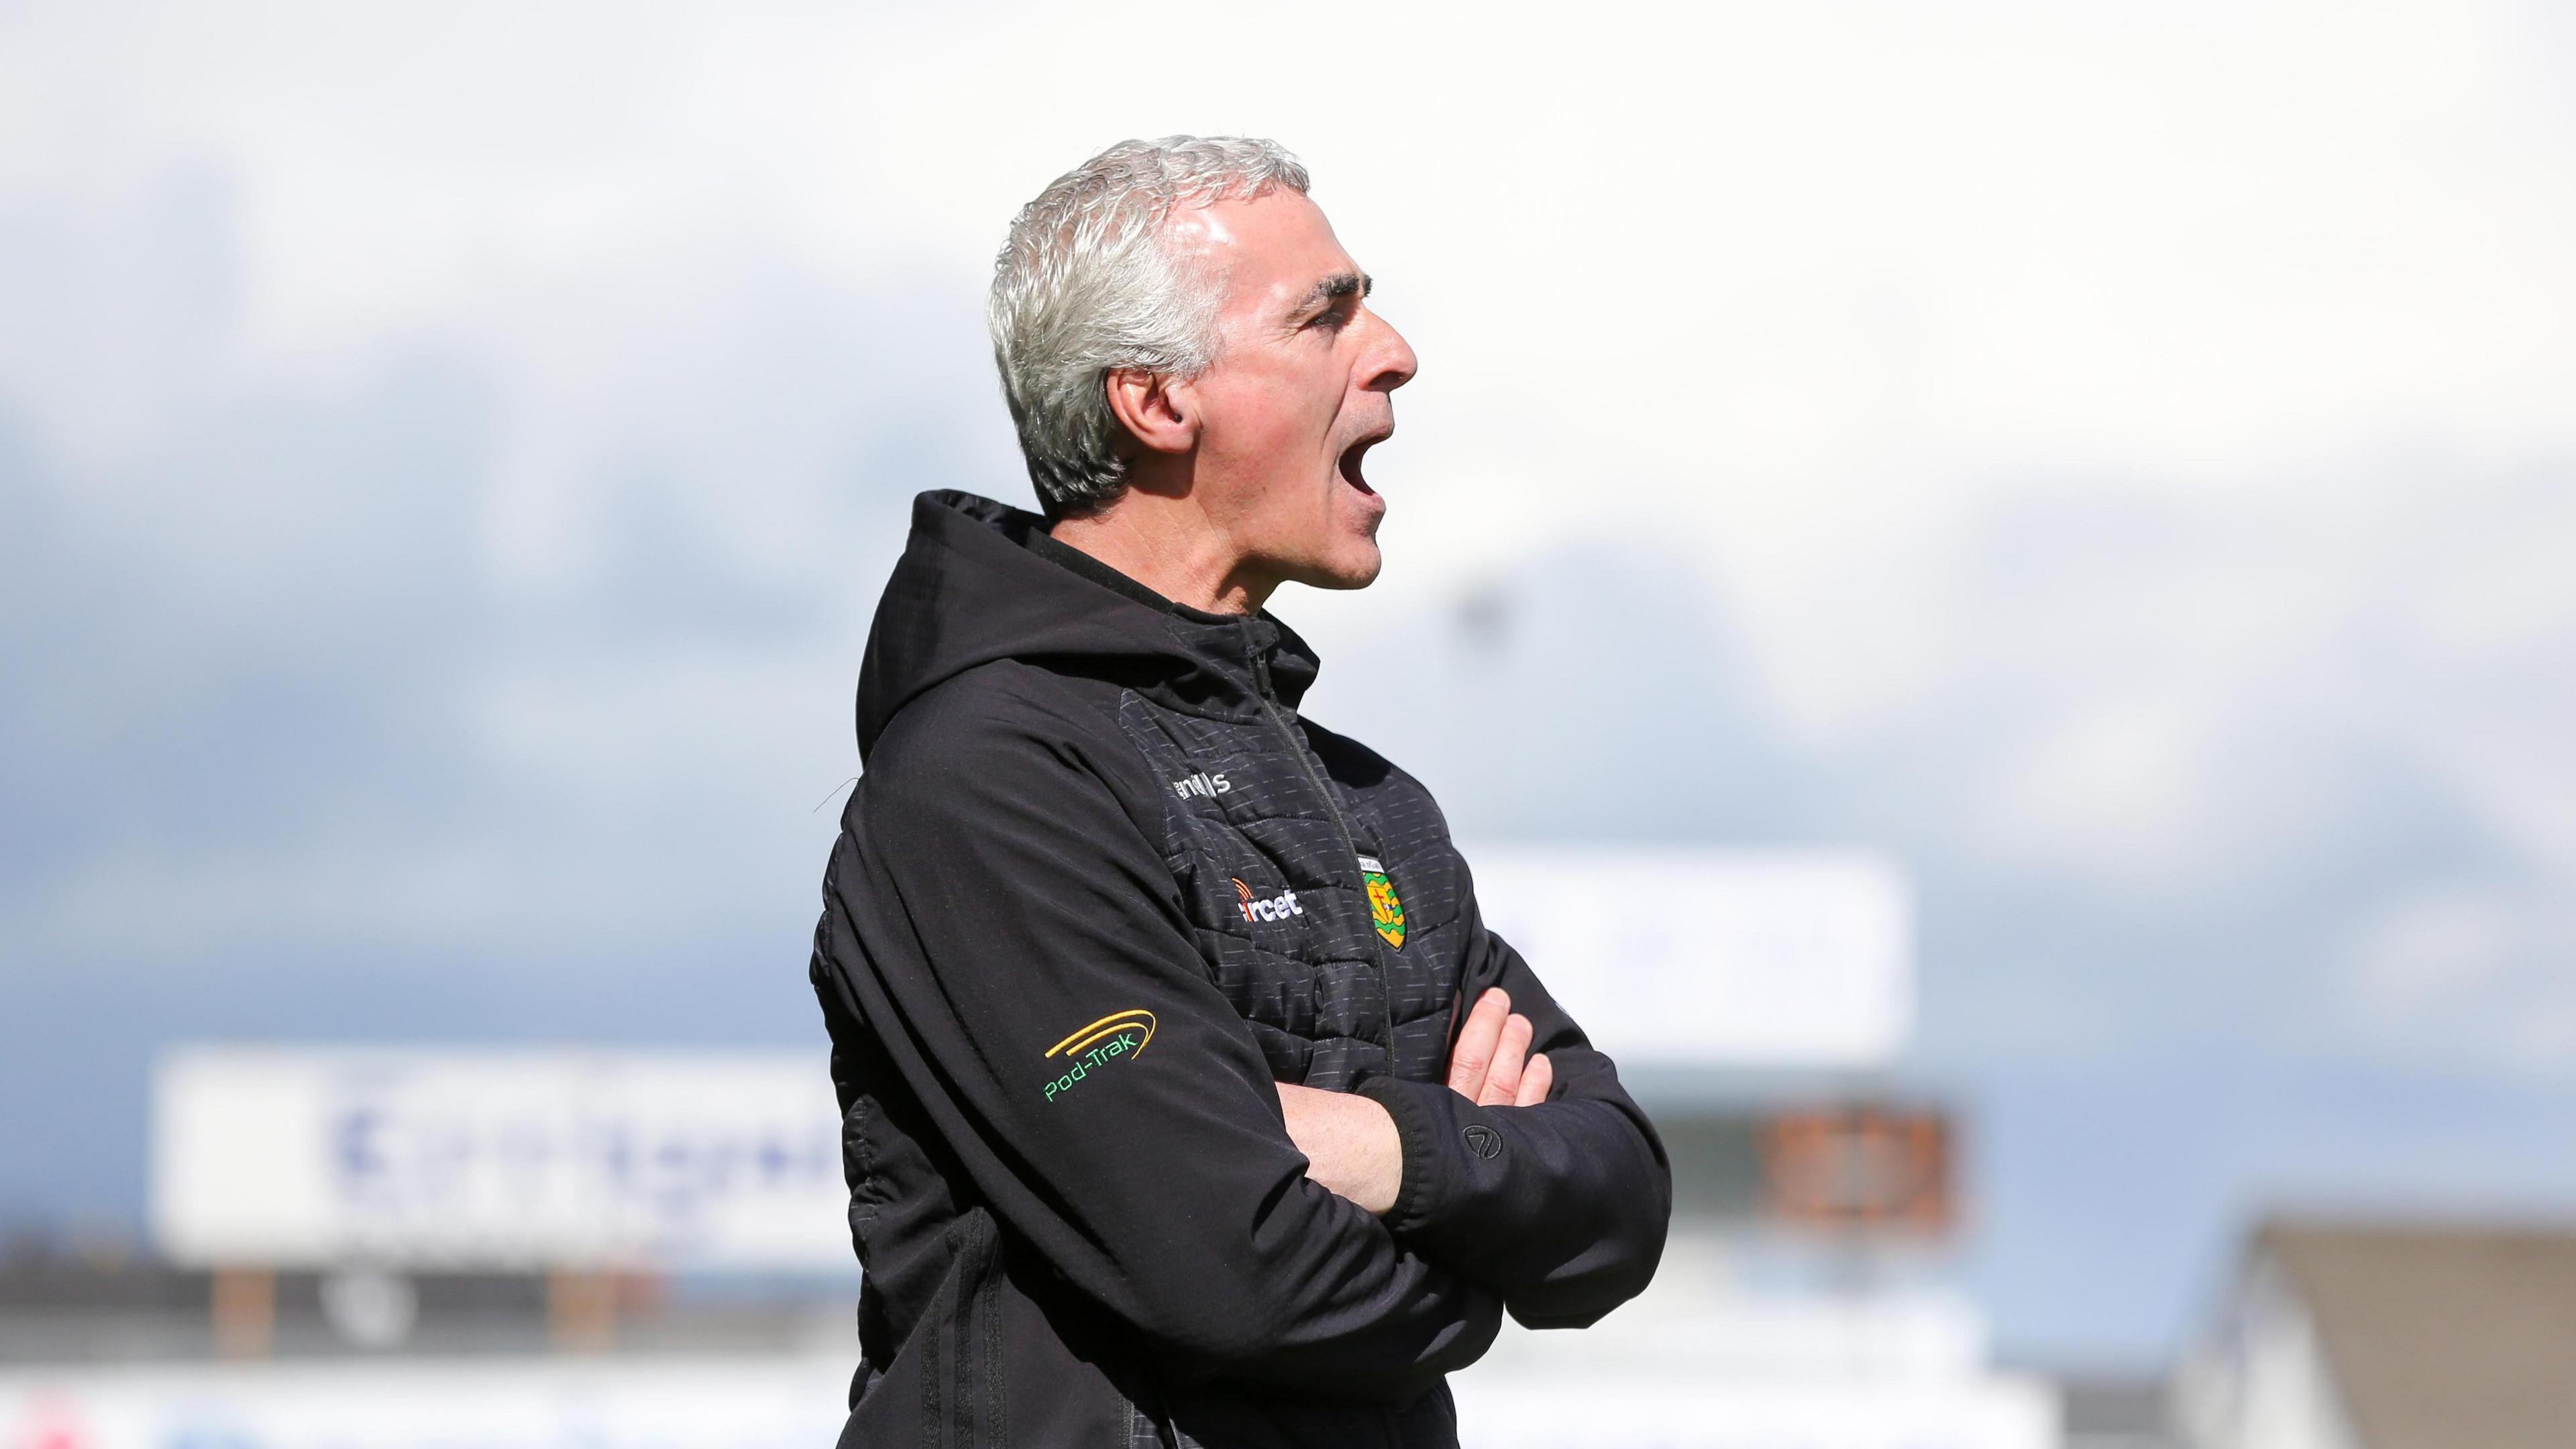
top-left (1292, 272), bottom-right (1373, 315)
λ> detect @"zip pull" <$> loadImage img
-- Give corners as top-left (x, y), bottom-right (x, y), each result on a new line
top-left (1247, 634), bottom-right (1274, 701)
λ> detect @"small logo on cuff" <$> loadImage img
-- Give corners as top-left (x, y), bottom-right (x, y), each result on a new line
top-left (1462, 1125), bottom-right (1503, 1160)
top-left (1041, 1008), bottom-right (1157, 1104)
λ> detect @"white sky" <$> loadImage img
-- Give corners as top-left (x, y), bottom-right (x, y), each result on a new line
top-left (9, 0), bottom-right (2575, 994)
top-left (11, 0), bottom-right (2573, 686)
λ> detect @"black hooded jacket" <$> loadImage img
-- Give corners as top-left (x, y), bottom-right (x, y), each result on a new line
top-left (808, 491), bottom-right (1670, 1448)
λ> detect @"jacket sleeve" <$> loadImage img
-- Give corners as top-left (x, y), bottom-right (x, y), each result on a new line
top-left (1356, 883), bottom-right (1671, 1329)
top-left (810, 676), bottom-right (1499, 1397)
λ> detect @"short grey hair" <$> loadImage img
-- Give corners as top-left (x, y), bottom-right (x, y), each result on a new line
top-left (989, 136), bottom-right (1311, 519)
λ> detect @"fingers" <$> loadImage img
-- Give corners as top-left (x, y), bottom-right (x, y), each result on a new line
top-left (1446, 988), bottom-right (1511, 1098)
top-left (1447, 988), bottom-right (1549, 1110)
top-left (1479, 1012), bottom-right (1535, 1107)
top-left (1513, 1053), bottom-right (1552, 1107)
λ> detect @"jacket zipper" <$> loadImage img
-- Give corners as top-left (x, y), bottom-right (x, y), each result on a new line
top-left (1246, 635), bottom-right (1397, 1051)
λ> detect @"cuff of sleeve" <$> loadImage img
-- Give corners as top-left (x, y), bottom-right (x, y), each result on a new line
top-left (1358, 1075), bottom-right (1458, 1238)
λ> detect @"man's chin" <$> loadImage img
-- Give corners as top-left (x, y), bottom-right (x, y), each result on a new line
top-left (1281, 543), bottom-right (1384, 592)
top-left (1317, 558), bottom-right (1383, 591)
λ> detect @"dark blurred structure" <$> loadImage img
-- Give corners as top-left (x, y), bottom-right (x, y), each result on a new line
top-left (2178, 1219), bottom-right (2576, 1449)
top-left (0, 1240), bottom-right (841, 1364)
top-left (2057, 1378), bottom-right (2180, 1449)
top-left (1654, 1091), bottom-right (1955, 1233)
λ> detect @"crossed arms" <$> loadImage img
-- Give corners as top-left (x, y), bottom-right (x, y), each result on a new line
top-left (1279, 986), bottom-right (1554, 1214)
top-left (822, 684), bottom-right (1669, 1396)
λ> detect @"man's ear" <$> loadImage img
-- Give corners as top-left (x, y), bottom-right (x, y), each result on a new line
top-left (1104, 368), bottom-right (1197, 456)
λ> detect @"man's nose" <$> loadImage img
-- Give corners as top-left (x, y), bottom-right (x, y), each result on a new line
top-left (1360, 312), bottom-right (1418, 393)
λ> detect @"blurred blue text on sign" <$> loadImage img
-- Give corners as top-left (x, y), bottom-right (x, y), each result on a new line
top-left (150, 1049), bottom-right (849, 1270)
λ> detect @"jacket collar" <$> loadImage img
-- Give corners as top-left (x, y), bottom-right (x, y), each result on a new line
top-left (855, 490), bottom-right (1322, 758)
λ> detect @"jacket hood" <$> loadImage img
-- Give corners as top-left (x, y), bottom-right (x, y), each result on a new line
top-left (855, 490), bottom-right (1320, 759)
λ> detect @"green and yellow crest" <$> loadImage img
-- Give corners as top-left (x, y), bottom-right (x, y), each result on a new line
top-left (1356, 855), bottom-right (1406, 949)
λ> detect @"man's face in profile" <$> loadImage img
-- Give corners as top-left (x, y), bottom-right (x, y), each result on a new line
top-left (1160, 191), bottom-right (1419, 592)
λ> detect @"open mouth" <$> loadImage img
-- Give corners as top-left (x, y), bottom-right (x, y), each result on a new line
top-left (1338, 431), bottom-right (1390, 495)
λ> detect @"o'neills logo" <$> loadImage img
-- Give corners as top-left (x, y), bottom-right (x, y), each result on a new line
top-left (1232, 877), bottom-right (1303, 924)
top-left (1041, 1008), bottom-right (1155, 1104)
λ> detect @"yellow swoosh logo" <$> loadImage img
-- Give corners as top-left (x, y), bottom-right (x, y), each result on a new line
top-left (1046, 1008), bottom-right (1157, 1061)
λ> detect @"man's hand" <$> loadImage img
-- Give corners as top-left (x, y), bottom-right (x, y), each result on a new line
top-left (1447, 988), bottom-right (1552, 1106)
top-left (1277, 1082), bottom-right (1403, 1214)
top-left (1279, 988), bottom-right (1556, 1214)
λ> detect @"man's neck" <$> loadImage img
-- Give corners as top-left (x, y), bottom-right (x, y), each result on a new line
top-left (1048, 495), bottom-right (1273, 616)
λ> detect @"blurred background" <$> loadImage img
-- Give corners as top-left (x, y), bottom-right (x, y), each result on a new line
top-left (5, 1), bottom-right (2575, 1446)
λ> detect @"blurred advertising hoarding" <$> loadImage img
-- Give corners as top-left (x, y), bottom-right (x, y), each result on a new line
top-left (151, 1050), bottom-right (847, 1271)
top-left (1656, 1104), bottom-right (1960, 1238)
top-left (1466, 847), bottom-right (1913, 1068)
top-left (1450, 1281), bottom-right (2056, 1448)
top-left (0, 1361), bottom-right (847, 1449)
top-left (1452, 1381), bottom-right (2057, 1449)
top-left (1762, 1105), bottom-right (1955, 1234)
top-left (0, 1358), bottom-right (2051, 1449)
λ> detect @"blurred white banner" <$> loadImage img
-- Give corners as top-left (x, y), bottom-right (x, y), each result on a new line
top-left (151, 1049), bottom-right (847, 1270)
top-left (1464, 848), bottom-right (1913, 1068)
top-left (1449, 1278), bottom-right (2058, 1447)
top-left (0, 1354), bottom-right (2051, 1449)
top-left (0, 1360), bottom-right (849, 1449)
top-left (1452, 1380), bottom-right (2058, 1449)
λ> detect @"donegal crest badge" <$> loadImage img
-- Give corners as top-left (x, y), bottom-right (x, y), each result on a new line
top-left (1356, 855), bottom-right (1407, 949)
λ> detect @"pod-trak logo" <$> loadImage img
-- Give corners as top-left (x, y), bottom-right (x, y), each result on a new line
top-left (1041, 1008), bottom-right (1156, 1103)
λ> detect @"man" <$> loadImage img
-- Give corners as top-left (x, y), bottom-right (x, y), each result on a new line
top-left (808, 136), bottom-right (1669, 1448)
